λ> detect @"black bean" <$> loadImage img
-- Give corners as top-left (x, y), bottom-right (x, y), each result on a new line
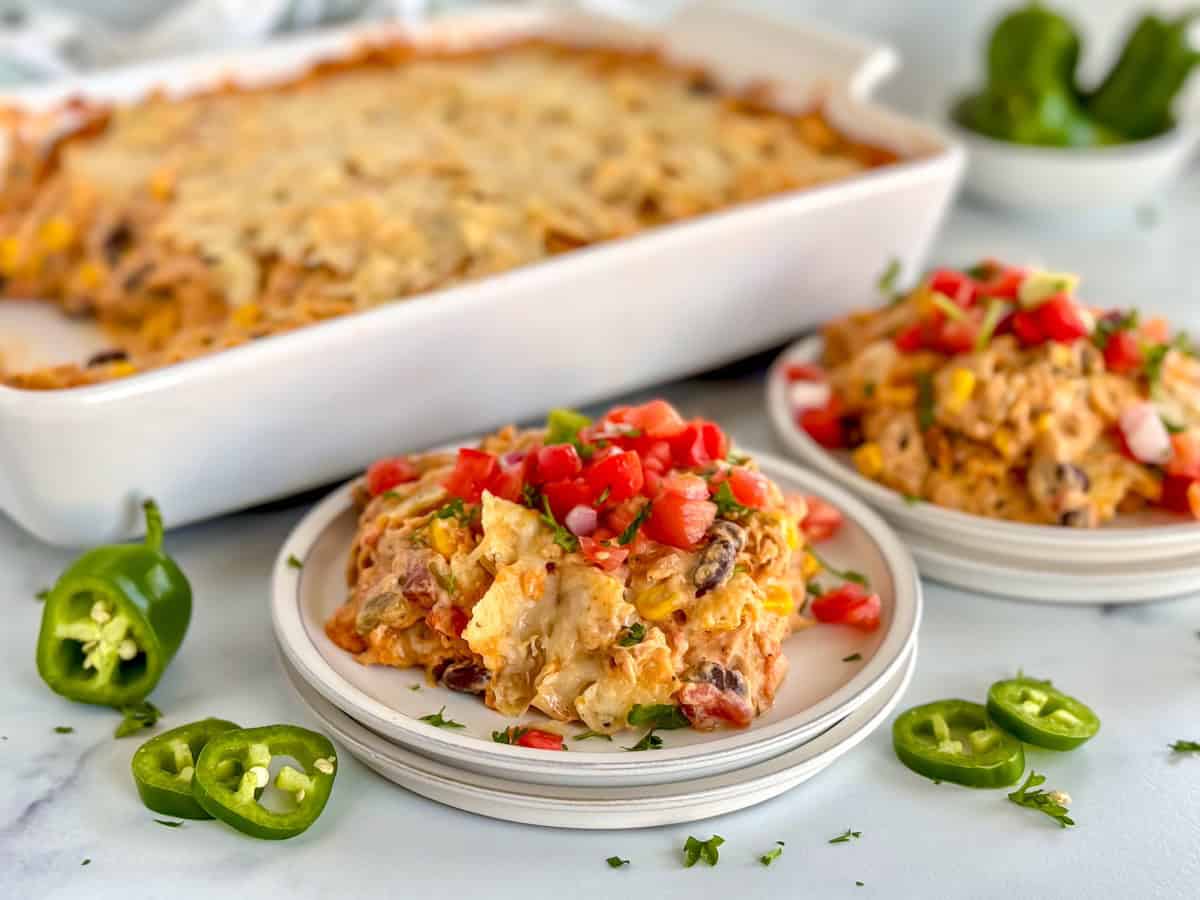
top-left (1055, 463), bottom-right (1090, 492)
top-left (439, 661), bottom-right (489, 695)
top-left (692, 521), bottom-right (747, 593)
top-left (1059, 508), bottom-right (1093, 528)
top-left (102, 222), bottom-right (133, 265)
top-left (85, 348), bottom-right (128, 368)
top-left (686, 661), bottom-right (748, 697)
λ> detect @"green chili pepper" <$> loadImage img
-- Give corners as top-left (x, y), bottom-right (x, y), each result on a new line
top-left (192, 725), bottom-right (337, 840)
top-left (986, 677), bottom-right (1100, 750)
top-left (985, 3), bottom-right (1082, 94)
top-left (132, 718), bottom-right (240, 819)
top-left (36, 500), bottom-right (191, 708)
top-left (1085, 11), bottom-right (1200, 140)
top-left (892, 699), bottom-right (1025, 787)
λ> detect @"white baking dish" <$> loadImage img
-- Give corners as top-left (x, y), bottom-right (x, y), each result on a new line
top-left (0, 2), bottom-right (963, 546)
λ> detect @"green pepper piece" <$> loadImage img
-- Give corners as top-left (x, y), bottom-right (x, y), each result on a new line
top-left (36, 500), bottom-right (192, 708)
top-left (987, 677), bottom-right (1099, 750)
top-left (192, 725), bottom-right (337, 840)
top-left (131, 718), bottom-right (240, 819)
top-left (1086, 11), bottom-right (1200, 140)
top-left (985, 2), bottom-right (1082, 94)
top-left (893, 699), bottom-right (1025, 788)
top-left (955, 87), bottom-right (1120, 148)
top-left (545, 408), bottom-right (592, 447)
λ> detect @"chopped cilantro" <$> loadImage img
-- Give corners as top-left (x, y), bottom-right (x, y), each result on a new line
top-left (286, 553), bottom-right (303, 569)
top-left (153, 819), bottom-right (184, 828)
top-left (856, 881), bottom-right (865, 887)
top-left (81, 859), bottom-right (91, 867)
top-left (625, 731), bottom-right (664, 751)
top-left (902, 493), bottom-right (922, 506)
top-left (431, 565), bottom-right (458, 596)
top-left (1143, 343), bottom-right (1170, 385)
top-left (616, 622), bottom-right (646, 647)
top-left (806, 580), bottom-right (827, 597)
top-left (618, 502), bottom-right (651, 546)
top-left (607, 856), bottom-right (630, 869)
top-left (574, 729), bottom-right (613, 742)
top-left (54, 726), bottom-right (74, 734)
top-left (877, 257), bottom-right (901, 295)
top-left (829, 828), bottom-right (862, 844)
top-left (115, 701), bottom-right (161, 739)
top-left (596, 486), bottom-right (611, 505)
top-left (863, 381), bottom-right (877, 398)
top-left (419, 707), bottom-right (465, 729)
top-left (841, 653), bottom-right (863, 662)
top-left (539, 497), bottom-right (580, 553)
top-left (726, 448), bottom-right (752, 466)
top-left (974, 297), bottom-right (1008, 351)
top-left (1091, 309), bottom-right (1138, 350)
top-left (916, 371), bottom-right (935, 430)
top-left (1169, 740), bottom-right (1200, 753)
top-left (409, 684), bottom-right (421, 691)
top-left (627, 704), bottom-right (689, 730)
top-left (491, 727), bottom-right (529, 744)
top-left (435, 498), bottom-right (467, 521)
top-left (759, 841), bottom-right (785, 866)
top-left (1007, 771), bottom-right (1075, 828)
top-left (712, 481), bottom-right (752, 519)
top-left (806, 546), bottom-right (869, 588)
top-left (683, 835), bottom-right (724, 867)
top-left (545, 408), bottom-right (593, 458)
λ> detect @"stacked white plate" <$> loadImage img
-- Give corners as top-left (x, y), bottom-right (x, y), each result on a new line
top-left (270, 450), bottom-right (922, 827)
top-left (767, 337), bottom-right (1200, 604)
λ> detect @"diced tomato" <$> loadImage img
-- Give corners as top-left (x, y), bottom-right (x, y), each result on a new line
top-left (579, 536), bottom-right (630, 571)
top-left (444, 449), bottom-right (499, 503)
top-left (893, 322), bottom-right (925, 353)
top-left (1034, 294), bottom-right (1088, 343)
top-left (810, 583), bottom-right (882, 631)
top-left (425, 605), bottom-right (468, 638)
top-left (583, 450), bottom-right (644, 503)
top-left (604, 399), bottom-right (687, 438)
top-left (660, 472), bottom-right (711, 500)
top-left (487, 463), bottom-right (525, 503)
top-left (977, 265), bottom-right (1025, 299)
top-left (725, 467), bottom-right (771, 509)
top-left (678, 681), bottom-right (754, 730)
top-left (643, 492), bottom-right (717, 550)
top-left (669, 419), bottom-right (728, 468)
top-left (1140, 317), bottom-right (1170, 344)
top-left (801, 495), bottom-right (844, 542)
top-left (928, 269), bottom-right (978, 306)
top-left (1167, 432), bottom-right (1200, 479)
top-left (1011, 309), bottom-right (1045, 346)
top-left (933, 318), bottom-right (978, 355)
top-left (366, 456), bottom-right (420, 496)
top-left (541, 477), bottom-right (596, 520)
top-left (532, 444), bottom-right (582, 484)
top-left (1103, 329), bottom-right (1143, 374)
top-left (799, 399), bottom-right (846, 449)
top-left (501, 728), bottom-right (564, 751)
top-left (1161, 475), bottom-right (1200, 518)
top-left (785, 362), bottom-right (826, 382)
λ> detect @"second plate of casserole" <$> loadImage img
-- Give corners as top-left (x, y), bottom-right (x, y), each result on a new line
top-left (272, 406), bottom-right (920, 787)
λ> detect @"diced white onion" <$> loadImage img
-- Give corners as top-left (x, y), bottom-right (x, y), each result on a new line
top-left (1119, 403), bottom-right (1171, 464)
top-left (564, 505), bottom-right (598, 537)
top-left (788, 380), bottom-right (831, 412)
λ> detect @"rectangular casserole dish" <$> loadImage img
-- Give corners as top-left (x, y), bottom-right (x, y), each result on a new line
top-left (0, 1), bottom-right (963, 546)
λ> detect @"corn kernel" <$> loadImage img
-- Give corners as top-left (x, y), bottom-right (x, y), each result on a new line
top-left (801, 552), bottom-right (822, 580)
top-left (430, 518), bottom-right (456, 557)
top-left (37, 217), bottom-right (75, 253)
top-left (110, 362), bottom-right (137, 378)
top-left (945, 368), bottom-right (977, 413)
top-left (0, 237), bottom-right (23, 275)
top-left (231, 303), bottom-right (261, 329)
top-left (853, 442), bottom-right (884, 478)
top-left (763, 584), bottom-right (794, 616)
top-left (991, 428), bottom-right (1014, 457)
top-left (149, 169), bottom-right (175, 201)
top-left (636, 582), bottom-right (683, 621)
top-left (73, 261), bottom-right (105, 292)
top-left (878, 385), bottom-right (917, 407)
top-left (1035, 412), bottom-right (1055, 433)
top-left (784, 516), bottom-right (801, 550)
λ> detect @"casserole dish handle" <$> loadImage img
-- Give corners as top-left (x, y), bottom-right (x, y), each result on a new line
top-left (663, 0), bottom-right (898, 102)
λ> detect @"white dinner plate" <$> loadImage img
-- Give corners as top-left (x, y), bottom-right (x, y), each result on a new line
top-left (279, 643), bottom-right (917, 829)
top-left (271, 447), bottom-right (921, 787)
top-left (767, 336), bottom-right (1200, 570)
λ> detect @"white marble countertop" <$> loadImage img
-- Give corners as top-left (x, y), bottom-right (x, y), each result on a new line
top-left (4, 163), bottom-right (1200, 900)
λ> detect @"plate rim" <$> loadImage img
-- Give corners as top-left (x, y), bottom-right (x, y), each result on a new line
top-left (767, 335), bottom-right (1200, 557)
top-left (270, 444), bottom-right (922, 780)
top-left (278, 644), bottom-right (917, 826)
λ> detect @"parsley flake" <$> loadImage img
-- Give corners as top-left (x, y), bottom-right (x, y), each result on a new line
top-left (574, 729), bottom-right (613, 742)
top-left (902, 493), bottom-right (922, 506)
top-left (806, 546), bottom-right (869, 588)
top-left (431, 565), bottom-right (458, 596)
top-left (54, 726), bottom-right (74, 734)
top-left (1169, 740), bottom-right (1200, 753)
top-left (616, 622), bottom-right (646, 647)
top-left (877, 257), bottom-right (901, 295)
top-left (606, 856), bottom-right (630, 869)
top-left (419, 707), bottom-right (465, 729)
top-left (856, 881), bottom-right (865, 887)
top-left (81, 859), bottom-right (91, 867)
top-left (115, 701), bottom-right (161, 739)
top-left (829, 828), bottom-right (862, 844)
top-left (627, 704), bottom-right (689, 730)
top-left (540, 497), bottom-right (580, 553)
top-left (842, 653), bottom-right (863, 662)
top-left (759, 841), bottom-right (785, 866)
top-left (409, 684), bottom-right (421, 691)
top-left (1143, 343), bottom-right (1170, 385)
top-left (286, 554), bottom-right (303, 569)
top-left (916, 371), bottom-right (936, 430)
top-left (618, 502), bottom-right (651, 546)
top-left (683, 835), bottom-right (724, 867)
top-left (712, 481), bottom-right (752, 519)
top-left (625, 731), bottom-right (664, 752)
top-left (435, 498), bottom-right (469, 521)
top-left (153, 819), bottom-right (184, 828)
top-left (1007, 771), bottom-right (1075, 828)
top-left (596, 486), bottom-right (612, 505)
top-left (1091, 309), bottom-right (1138, 350)
top-left (492, 727), bottom-right (529, 745)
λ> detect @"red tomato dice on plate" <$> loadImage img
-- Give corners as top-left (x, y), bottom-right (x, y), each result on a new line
top-left (810, 583), bottom-right (882, 631)
top-left (366, 456), bottom-right (420, 496)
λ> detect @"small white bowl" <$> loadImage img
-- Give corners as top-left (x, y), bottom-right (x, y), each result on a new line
top-left (949, 119), bottom-right (1200, 214)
